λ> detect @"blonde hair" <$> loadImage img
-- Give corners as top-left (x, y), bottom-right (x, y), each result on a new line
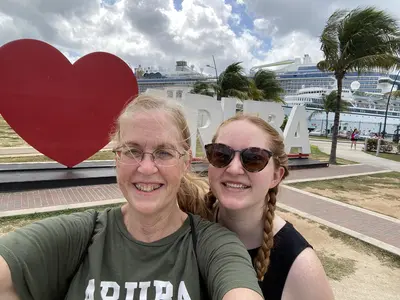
top-left (205, 114), bottom-right (289, 280)
top-left (110, 94), bottom-right (211, 219)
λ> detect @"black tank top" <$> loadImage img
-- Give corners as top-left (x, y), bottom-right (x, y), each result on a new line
top-left (248, 221), bottom-right (312, 300)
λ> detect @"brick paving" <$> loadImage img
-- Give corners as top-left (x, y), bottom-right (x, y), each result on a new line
top-left (279, 186), bottom-right (400, 249)
top-left (0, 165), bottom-right (398, 253)
top-left (0, 184), bottom-right (122, 211)
top-left (284, 164), bottom-right (388, 181)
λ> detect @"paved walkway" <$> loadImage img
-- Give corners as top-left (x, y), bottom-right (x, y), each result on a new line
top-left (311, 140), bottom-right (400, 172)
top-left (278, 186), bottom-right (400, 255)
top-left (0, 144), bottom-right (399, 256)
top-left (284, 164), bottom-right (388, 182)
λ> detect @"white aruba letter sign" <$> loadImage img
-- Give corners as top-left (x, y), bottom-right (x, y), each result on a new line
top-left (145, 88), bottom-right (311, 157)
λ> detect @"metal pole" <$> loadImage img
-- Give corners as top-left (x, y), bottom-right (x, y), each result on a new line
top-left (376, 138), bottom-right (382, 156)
top-left (212, 55), bottom-right (221, 101)
top-left (382, 69), bottom-right (400, 139)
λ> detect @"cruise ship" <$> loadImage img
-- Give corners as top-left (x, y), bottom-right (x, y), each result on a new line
top-left (135, 60), bottom-right (212, 94)
top-left (251, 54), bottom-right (400, 135)
top-left (134, 57), bottom-right (400, 136)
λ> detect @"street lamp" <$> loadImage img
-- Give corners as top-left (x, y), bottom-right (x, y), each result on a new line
top-left (382, 68), bottom-right (400, 139)
top-left (206, 55), bottom-right (221, 100)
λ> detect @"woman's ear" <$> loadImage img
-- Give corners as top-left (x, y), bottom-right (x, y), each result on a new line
top-left (269, 166), bottom-right (285, 189)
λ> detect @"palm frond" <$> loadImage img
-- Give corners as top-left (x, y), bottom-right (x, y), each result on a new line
top-left (224, 89), bottom-right (249, 100)
top-left (347, 54), bottom-right (400, 73)
top-left (224, 62), bottom-right (245, 75)
top-left (320, 9), bottom-right (348, 60)
top-left (317, 60), bottom-right (332, 72)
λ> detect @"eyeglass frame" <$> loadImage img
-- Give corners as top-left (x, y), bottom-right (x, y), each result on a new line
top-left (112, 145), bottom-right (187, 166)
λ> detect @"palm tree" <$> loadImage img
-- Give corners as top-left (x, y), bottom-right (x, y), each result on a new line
top-left (308, 91), bottom-right (349, 137)
top-left (385, 90), bottom-right (400, 98)
top-left (317, 7), bottom-right (400, 164)
top-left (190, 82), bottom-right (215, 97)
top-left (191, 62), bottom-right (284, 103)
top-left (218, 62), bottom-right (250, 100)
top-left (252, 70), bottom-right (285, 102)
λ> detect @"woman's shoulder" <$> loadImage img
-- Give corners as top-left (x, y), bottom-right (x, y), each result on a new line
top-left (191, 214), bottom-right (247, 247)
top-left (270, 217), bottom-right (334, 299)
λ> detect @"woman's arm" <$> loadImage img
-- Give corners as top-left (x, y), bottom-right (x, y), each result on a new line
top-left (195, 218), bottom-right (264, 300)
top-left (282, 248), bottom-right (335, 300)
top-left (0, 210), bottom-right (98, 300)
top-left (0, 256), bottom-right (19, 300)
top-left (223, 288), bottom-right (263, 300)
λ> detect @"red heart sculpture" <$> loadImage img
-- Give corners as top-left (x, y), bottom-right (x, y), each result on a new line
top-left (0, 39), bottom-right (138, 167)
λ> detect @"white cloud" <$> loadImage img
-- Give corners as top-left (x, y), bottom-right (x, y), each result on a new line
top-left (0, 0), bottom-right (399, 75)
top-left (253, 18), bottom-right (278, 36)
top-left (259, 31), bottom-right (323, 67)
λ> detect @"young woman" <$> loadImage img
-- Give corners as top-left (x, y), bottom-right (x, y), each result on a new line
top-left (205, 114), bottom-right (335, 300)
top-left (0, 95), bottom-right (264, 300)
top-left (350, 128), bottom-right (359, 149)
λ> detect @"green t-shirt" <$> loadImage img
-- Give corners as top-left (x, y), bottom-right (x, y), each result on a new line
top-left (0, 207), bottom-right (262, 300)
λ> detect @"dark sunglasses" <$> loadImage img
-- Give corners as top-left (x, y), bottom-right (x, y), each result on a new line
top-left (205, 143), bottom-right (273, 173)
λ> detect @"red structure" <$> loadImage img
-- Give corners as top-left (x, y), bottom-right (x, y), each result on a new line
top-left (0, 39), bottom-right (138, 167)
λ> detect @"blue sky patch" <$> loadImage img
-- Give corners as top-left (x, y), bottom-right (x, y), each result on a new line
top-left (173, 0), bottom-right (183, 11)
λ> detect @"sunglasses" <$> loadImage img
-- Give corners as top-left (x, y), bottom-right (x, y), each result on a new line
top-left (205, 143), bottom-right (273, 173)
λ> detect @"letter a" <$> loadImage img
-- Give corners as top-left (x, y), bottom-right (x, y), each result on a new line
top-left (177, 281), bottom-right (191, 300)
top-left (283, 105), bottom-right (311, 154)
top-left (85, 279), bottom-right (95, 300)
top-left (100, 281), bottom-right (120, 300)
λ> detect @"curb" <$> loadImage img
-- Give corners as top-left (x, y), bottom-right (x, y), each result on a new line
top-left (281, 185), bottom-right (400, 224)
top-left (0, 198), bottom-right (126, 218)
top-left (284, 169), bottom-right (393, 184)
top-left (277, 202), bottom-right (400, 257)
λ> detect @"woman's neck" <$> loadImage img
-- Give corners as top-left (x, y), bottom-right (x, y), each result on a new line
top-left (122, 202), bottom-right (187, 243)
top-left (217, 203), bottom-right (265, 249)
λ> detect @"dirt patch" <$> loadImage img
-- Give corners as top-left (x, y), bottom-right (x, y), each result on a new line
top-left (290, 173), bottom-right (400, 219)
top-left (277, 209), bottom-right (400, 300)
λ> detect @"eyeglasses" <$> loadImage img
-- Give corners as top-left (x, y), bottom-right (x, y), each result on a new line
top-left (205, 143), bottom-right (273, 172)
top-left (113, 146), bottom-right (186, 167)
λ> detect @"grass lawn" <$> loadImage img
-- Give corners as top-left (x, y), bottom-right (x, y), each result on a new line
top-left (288, 171), bottom-right (400, 219)
top-left (309, 145), bottom-right (357, 165)
top-left (0, 116), bottom-right (27, 147)
top-left (365, 151), bottom-right (400, 162)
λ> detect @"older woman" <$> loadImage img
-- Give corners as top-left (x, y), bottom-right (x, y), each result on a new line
top-left (0, 95), bottom-right (263, 300)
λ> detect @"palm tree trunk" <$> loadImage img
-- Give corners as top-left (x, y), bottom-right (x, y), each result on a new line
top-left (329, 74), bottom-right (344, 164)
top-left (325, 112), bottom-right (329, 138)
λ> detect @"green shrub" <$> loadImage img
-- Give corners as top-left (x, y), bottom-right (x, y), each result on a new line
top-left (365, 139), bottom-right (394, 153)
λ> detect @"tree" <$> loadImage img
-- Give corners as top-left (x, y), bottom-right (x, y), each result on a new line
top-left (308, 91), bottom-right (349, 137)
top-left (385, 90), bottom-right (400, 98)
top-left (280, 115), bottom-right (288, 131)
top-left (252, 70), bottom-right (285, 102)
top-left (191, 62), bottom-right (284, 103)
top-left (190, 82), bottom-right (215, 97)
top-left (218, 62), bottom-right (250, 100)
top-left (317, 7), bottom-right (400, 164)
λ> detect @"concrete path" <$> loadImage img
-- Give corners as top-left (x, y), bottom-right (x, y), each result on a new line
top-left (0, 143), bottom-right (398, 256)
top-left (311, 140), bottom-right (400, 172)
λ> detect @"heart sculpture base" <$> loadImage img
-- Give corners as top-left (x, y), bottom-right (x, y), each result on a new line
top-left (0, 161), bottom-right (117, 191)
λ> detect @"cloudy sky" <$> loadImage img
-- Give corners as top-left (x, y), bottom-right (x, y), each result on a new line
top-left (1, 0), bottom-right (399, 75)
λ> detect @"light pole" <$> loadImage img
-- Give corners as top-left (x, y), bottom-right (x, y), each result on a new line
top-left (382, 69), bottom-right (400, 139)
top-left (206, 55), bottom-right (221, 100)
